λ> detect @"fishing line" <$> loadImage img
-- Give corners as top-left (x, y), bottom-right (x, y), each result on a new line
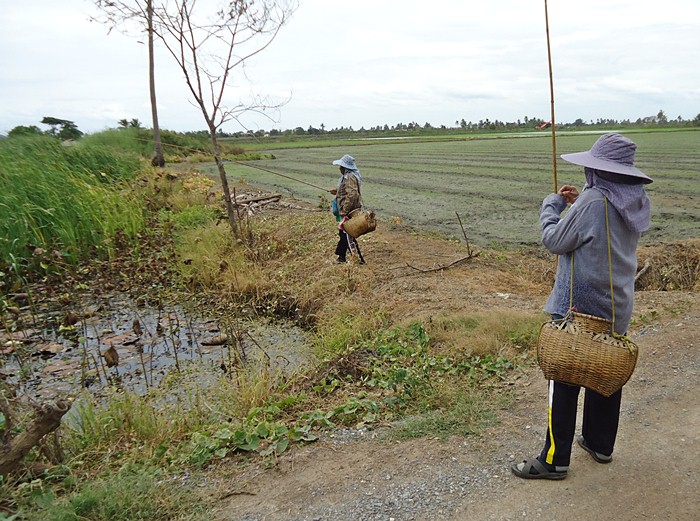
top-left (128, 134), bottom-right (333, 192)
top-left (234, 161), bottom-right (331, 192)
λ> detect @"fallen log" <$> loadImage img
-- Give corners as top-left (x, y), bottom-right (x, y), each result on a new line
top-left (0, 399), bottom-right (71, 477)
top-left (233, 193), bottom-right (282, 206)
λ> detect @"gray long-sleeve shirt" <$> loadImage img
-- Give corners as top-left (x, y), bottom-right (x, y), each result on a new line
top-left (541, 188), bottom-right (640, 334)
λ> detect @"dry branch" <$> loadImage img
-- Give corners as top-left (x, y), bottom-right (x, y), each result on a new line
top-left (0, 399), bottom-right (71, 477)
top-left (635, 259), bottom-right (651, 282)
top-left (405, 252), bottom-right (481, 273)
top-left (278, 201), bottom-right (320, 212)
top-left (455, 212), bottom-right (474, 257)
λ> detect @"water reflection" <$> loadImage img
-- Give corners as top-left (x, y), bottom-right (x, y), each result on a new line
top-left (1, 297), bottom-right (311, 401)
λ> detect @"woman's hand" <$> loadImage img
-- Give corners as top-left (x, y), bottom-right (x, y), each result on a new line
top-left (329, 189), bottom-right (337, 195)
top-left (558, 185), bottom-right (579, 204)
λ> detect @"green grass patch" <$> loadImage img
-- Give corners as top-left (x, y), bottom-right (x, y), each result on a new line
top-left (19, 463), bottom-right (206, 521)
top-left (388, 387), bottom-right (500, 441)
top-left (81, 128), bottom-right (209, 160)
top-left (312, 322), bottom-right (520, 432)
top-left (427, 311), bottom-right (544, 356)
top-left (81, 128), bottom-right (254, 163)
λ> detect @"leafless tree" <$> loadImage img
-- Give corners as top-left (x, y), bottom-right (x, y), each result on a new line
top-left (93, 0), bottom-right (166, 167)
top-left (151, 0), bottom-right (297, 236)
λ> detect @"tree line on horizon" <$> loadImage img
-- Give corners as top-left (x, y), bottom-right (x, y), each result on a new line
top-left (5, 109), bottom-right (699, 142)
top-left (208, 109), bottom-right (700, 138)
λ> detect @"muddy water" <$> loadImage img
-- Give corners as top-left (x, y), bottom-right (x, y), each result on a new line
top-left (0, 296), bottom-right (311, 402)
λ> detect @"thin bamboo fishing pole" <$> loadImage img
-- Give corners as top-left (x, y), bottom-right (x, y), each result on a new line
top-left (544, 0), bottom-right (558, 193)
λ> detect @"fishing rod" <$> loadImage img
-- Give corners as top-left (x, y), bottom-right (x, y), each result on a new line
top-left (544, 0), bottom-right (558, 193)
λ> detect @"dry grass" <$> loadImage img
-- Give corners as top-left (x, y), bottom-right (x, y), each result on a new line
top-left (171, 194), bottom-right (561, 364)
top-left (426, 310), bottom-right (543, 357)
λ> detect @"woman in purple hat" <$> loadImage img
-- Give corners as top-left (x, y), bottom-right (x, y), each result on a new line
top-left (329, 154), bottom-right (365, 264)
top-left (512, 133), bottom-right (653, 480)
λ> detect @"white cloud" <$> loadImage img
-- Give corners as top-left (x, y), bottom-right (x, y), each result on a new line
top-left (1, 0), bottom-right (698, 134)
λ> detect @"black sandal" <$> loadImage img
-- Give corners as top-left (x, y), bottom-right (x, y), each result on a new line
top-left (577, 436), bottom-right (613, 464)
top-left (511, 457), bottom-right (568, 480)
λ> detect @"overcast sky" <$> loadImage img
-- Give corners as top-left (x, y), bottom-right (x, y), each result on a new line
top-left (1, 0), bottom-right (699, 135)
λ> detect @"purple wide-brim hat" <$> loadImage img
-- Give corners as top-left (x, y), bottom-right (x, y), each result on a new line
top-left (561, 133), bottom-right (653, 184)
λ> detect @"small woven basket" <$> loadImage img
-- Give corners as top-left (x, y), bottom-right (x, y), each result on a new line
top-left (536, 312), bottom-right (639, 397)
top-left (344, 208), bottom-right (377, 238)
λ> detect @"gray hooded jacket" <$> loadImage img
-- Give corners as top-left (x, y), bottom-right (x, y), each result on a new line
top-left (540, 188), bottom-right (641, 334)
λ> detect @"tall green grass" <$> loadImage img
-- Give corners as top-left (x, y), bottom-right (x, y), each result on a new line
top-left (0, 136), bottom-right (144, 280)
top-left (80, 128), bottom-right (156, 157)
top-left (81, 128), bottom-right (214, 160)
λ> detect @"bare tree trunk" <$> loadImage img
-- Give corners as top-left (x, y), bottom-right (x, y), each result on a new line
top-left (208, 128), bottom-right (237, 236)
top-left (149, 0), bottom-right (297, 237)
top-left (148, 0), bottom-right (165, 167)
top-left (0, 400), bottom-right (71, 477)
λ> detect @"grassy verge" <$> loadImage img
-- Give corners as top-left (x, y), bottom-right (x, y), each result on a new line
top-left (81, 128), bottom-right (267, 164)
top-left (19, 463), bottom-right (205, 521)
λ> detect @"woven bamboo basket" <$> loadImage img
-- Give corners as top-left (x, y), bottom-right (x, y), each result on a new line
top-left (536, 312), bottom-right (639, 397)
top-left (343, 208), bottom-right (376, 238)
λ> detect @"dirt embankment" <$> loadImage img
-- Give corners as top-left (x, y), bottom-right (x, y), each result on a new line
top-left (211, 212), bottom-right (700, 521)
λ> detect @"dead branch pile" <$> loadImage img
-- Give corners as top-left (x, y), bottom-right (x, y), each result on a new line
top-left (232, 192), bottom-right (282, 216)
top-left (306, 348), bottom-right (375, 385)
top-left (636, 242), bottom-right (700, 291)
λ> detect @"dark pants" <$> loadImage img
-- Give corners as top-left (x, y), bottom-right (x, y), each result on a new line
top-left (335, 230), bottom-right (363, 261)
top-left (538, 380), bottom-right (622, 468)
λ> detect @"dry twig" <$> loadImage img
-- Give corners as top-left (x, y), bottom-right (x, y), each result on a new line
top-left (405, 252), bottom-right (480, 273)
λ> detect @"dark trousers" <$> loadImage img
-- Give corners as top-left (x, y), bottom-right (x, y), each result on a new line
top-left (539, 379), bottom-right (622, 467)
top-left (335, 230), bottom-right (363, 261)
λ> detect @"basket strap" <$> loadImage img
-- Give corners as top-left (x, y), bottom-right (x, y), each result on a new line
top-left (604, 198), bottom-right (616, 331)
top-left (569, 254), bottom-right (574, 310)
top-left (356, 173), bottom-right (364, 210)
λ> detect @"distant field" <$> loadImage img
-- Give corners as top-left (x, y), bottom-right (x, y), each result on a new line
top-left (205, 130), bottom-right (700, 247)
